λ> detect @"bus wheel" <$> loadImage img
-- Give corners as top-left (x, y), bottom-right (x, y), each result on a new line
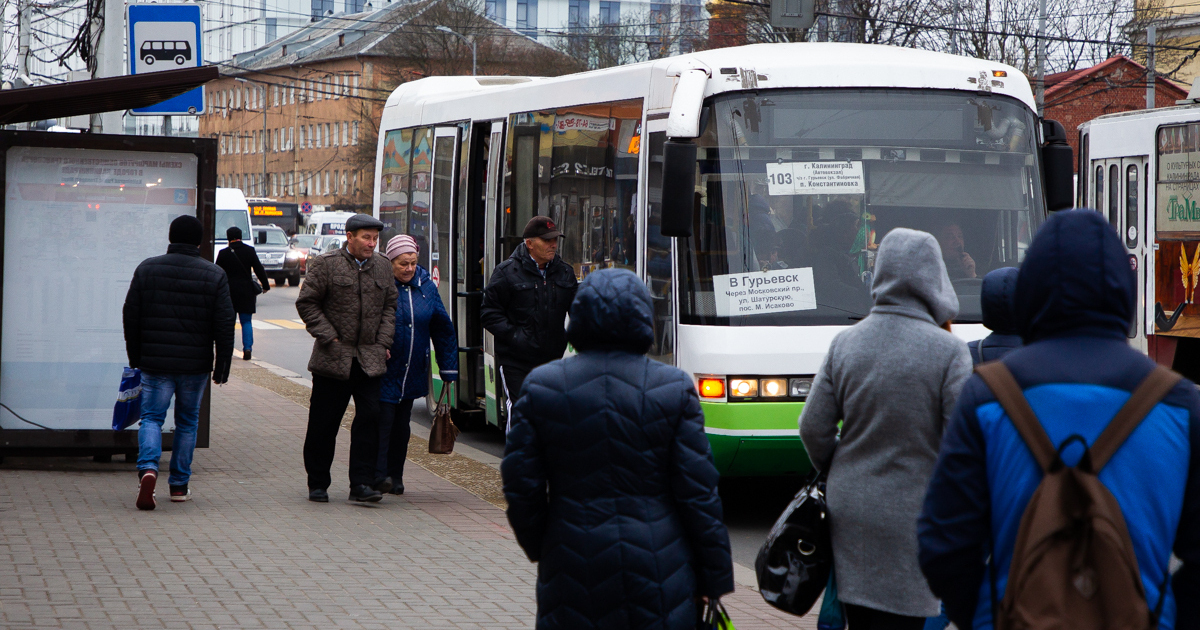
top-left (143, 55), bottom-right (154, 65)
top-left (175, 55), bottom-right (186, 65)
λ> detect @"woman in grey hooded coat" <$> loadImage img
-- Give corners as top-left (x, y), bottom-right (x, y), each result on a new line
top-left (799, 228), bottom-right (972, 630)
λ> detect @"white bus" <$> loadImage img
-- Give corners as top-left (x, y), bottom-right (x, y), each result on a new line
top-left (373, 42), bottom-right (1074, 477)
top-left (215, 187), bottom-right (252, 254)
top-left (1079, 99), bottom-right (1200, 378)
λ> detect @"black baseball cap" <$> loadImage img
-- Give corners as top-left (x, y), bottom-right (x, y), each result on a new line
top-left (523, 216), bottom-right (562, 240)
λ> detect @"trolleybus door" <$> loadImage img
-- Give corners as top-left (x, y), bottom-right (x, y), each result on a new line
top-left (1091, 156), bottom-right (1150, 348)
top-left (481, 122), bottom-right (505, 427)
top-left (429, 127), bottom-right (460, 401)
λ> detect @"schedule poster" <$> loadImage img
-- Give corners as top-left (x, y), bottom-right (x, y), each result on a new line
top-left (1, 146), bottom-right (197, 430)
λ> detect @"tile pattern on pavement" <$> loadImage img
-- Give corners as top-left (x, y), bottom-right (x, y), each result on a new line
top-left (0, 366), bottom-right (816, 629)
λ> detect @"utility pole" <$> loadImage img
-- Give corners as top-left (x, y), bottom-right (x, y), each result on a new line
top-left (91, 0), bottom-right (124, 133)
top-left (1036, 0), bottom-right (1047, 115)
top-left (1146, 25), bottom-right (1157, 110)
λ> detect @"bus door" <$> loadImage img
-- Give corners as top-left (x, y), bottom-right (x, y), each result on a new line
top-left (477, 121), bottom-right (505, 427)
top-left (429, 127), bottom-right (460, 400)
top-left (1091, 156), bottom-right (1150, 349)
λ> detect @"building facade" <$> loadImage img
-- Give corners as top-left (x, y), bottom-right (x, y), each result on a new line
top-left (199, 0), bottom-right (579, 211)
top-left (1044, 55), bottom-right (1187, 171)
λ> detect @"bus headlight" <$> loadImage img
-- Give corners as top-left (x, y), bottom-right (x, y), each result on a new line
top-left (698, 377), bottom-right (725, 399)
top-left (790, 378), bottom-right (813, 399)
top-left (761, 378), bottom-right (788, 397)
top-left (729, 378), bottom-right (758, 398)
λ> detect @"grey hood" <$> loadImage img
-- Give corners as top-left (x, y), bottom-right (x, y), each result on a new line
top-left (870, 228), bottom-right (959, 325)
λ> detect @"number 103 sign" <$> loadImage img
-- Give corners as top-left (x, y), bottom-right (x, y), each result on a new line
top-left (766, 161), bottom-right (865, 196)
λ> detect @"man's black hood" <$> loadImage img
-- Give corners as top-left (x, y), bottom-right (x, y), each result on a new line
top-left (980, 266), bottom-right (1019, 335)
top-left (1015, 209), bottom-right (1135, 343)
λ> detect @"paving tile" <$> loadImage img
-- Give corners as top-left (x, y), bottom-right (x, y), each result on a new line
top-left (0, 364), bottom-right (820, 629)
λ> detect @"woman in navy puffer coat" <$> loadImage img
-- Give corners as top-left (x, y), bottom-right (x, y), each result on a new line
top-left (377, 235), bottom-right (457, 495)
top-left (501, 268), bottom-right (734, 630)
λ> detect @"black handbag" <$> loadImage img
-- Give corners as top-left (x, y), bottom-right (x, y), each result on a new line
top-left (755, 470), bottom-right (832, 616)
top-left (230, 245), bottom-right (263, 295)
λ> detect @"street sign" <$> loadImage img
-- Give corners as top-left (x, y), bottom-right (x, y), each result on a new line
top-left (301, 202), bottom-right (313, 213)
top-left (770, 0), bottom-right (816, 30)
top-left (128, 4), bottom-right (204, 116)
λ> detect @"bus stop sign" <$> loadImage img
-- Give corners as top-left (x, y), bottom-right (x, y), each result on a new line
top-left (128, 4), bottom-right (204, 116)
top-left (770, 0), bottom-right (816, 30)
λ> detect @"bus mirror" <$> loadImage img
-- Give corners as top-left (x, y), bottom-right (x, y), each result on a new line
top-left (1041, 119), bottom-right (1074, 211)
top-left (661, 140), bottom-right (698, 238)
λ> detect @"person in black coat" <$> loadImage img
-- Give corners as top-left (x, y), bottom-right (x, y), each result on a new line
top-left (966, 266), bottom-right (1022, 365)
top-left (123, 215), bottom-right (235, 510)
top-left (481, 216), bottom-right (578, 429)
top-left (501, 268), bottom-right (734, 630)
top-left (215, 226), bottom-right (270, 361)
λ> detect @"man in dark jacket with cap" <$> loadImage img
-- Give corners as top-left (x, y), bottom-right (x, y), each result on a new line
top-left (296, 213), bottom-right (397, 503)
top-left (481, 216), bottom-right (578, 429)
top-left (918, 210), bottom-right (1200, 630)
top-left (124, 214), bottom-right (235, 511)
top-left (966, 266), bottom-right (1022, 365)
top-left (215, 226), bottom-right (270, 361)
top-left (480, 214), bottom-right (578, 427)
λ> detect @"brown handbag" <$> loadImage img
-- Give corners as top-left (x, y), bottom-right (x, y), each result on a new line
top-left (428, 385), bottom-right (459, 454)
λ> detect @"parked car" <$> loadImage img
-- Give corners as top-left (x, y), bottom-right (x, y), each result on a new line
top-left (305, 234), bottom-right (346, 271)
top-left (252, 224), bottom-right (303, 286)
top-left (289, 233), bottom-right (320, 276)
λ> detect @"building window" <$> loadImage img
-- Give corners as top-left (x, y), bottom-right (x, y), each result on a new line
top-left (353, 171), bottom-right (358, 194)
top-left (516, 0), bottom-right (537, 34)
top-left (569, 0), bottom-right (588, 28)
top-left (486, 0), bottom-right (506, 21)
top-left (289, 127), bottom-right (294, 149)
top-left (266, 17), bottom-right (277, 41)
top-left (599, 0), bottom-right (619, 23)
top-left (352, 121), bottom-right (359, 145)
top-left (352, 76), bottom-right (359, 96)
top-left (273, 85), bottom-right (279, 106)
top-left (311, 0), bottom-right (333, 19)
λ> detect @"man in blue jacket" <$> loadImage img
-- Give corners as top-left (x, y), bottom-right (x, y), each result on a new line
top-left (918, 209), bottom-right (1200, 630)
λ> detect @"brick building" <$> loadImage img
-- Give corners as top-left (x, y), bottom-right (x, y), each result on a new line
top-left (1043, 55), bottom-right (1187, 171)
top-left (200, 0), bottom-right (580, 212)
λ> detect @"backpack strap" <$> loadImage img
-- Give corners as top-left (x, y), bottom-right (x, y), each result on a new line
top-left (1089, 365), bottom-right (1181, 472)
top-left (975, 362), bottom-right (1059, 473)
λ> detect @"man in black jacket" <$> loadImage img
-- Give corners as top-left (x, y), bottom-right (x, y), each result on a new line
top-left (215, 226), bottom-right (270, 361)
top-left (481, 216), bottom-right (578, 430)
top-left (123, 215), bottom-right (235, 511)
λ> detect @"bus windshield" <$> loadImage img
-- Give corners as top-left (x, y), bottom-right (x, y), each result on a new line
top-left (215, 209), bottom-right (250, 240)
top-left (678, 88), bottom-right (1042, 326)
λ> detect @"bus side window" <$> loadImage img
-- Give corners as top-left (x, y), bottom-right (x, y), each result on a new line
top-left (1108, 164), bottom-right (1119, 231)
top-left (1094, 165), bottom-right (1103, 212)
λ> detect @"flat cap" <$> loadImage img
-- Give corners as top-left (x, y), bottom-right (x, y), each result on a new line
top-left (345, 213), bottom-right (385, 232)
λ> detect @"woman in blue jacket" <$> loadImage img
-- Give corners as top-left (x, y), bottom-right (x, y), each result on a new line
top-left (376, 235), bottom-right (457, 495)
top-left (501, 268), bottom-right (734, 630)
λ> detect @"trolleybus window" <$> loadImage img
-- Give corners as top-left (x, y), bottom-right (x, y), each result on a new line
top-left (679, 88), bottom-right (1042, 326)
top-left (1108, 164), bottom-right (1119, 231)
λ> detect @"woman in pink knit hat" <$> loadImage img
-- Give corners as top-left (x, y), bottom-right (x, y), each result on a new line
top-left (372, 234), bottom-right (458, 495)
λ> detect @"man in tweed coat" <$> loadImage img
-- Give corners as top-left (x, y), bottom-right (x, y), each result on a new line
top-left (296, 214), bottom-right (397, 503)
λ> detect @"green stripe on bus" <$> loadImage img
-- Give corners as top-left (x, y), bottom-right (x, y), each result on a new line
top-left (700, 401), bottom-right (806, 431)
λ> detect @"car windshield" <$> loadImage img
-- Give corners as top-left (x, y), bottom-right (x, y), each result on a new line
top-left (294, 234), bottom-right (319, 248)
top-left (256, 229), bottom-right (289, 246)
top-left (678, 88), bottom-right (1043, 326)
top-left (215, 209), bottom-right (250, 239)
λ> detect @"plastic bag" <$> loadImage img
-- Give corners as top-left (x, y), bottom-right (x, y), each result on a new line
top-left (112, 367), bottom-right (142, 431)
top-left (817, 571), bottom-right (846, 630)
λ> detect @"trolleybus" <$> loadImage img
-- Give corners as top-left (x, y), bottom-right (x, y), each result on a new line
top-left (373, 42), bottom-right (1073, 476)
top-left (1079, 97), bottom-right (1200, 380)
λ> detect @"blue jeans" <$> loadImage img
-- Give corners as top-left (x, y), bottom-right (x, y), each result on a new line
top-left (137, 371), bottom-right (209, 487)
top-left (238, 312), bottom-right (253, 351)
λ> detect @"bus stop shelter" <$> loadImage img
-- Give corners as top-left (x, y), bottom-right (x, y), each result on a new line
top-left (0, 67), bottom-right (220, 460)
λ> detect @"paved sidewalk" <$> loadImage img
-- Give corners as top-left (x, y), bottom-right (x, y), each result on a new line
top-left (0, 364), bottom-right (817, 629)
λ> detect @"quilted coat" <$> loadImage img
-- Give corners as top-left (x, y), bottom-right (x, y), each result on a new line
top-left (501, 268), bottom-right (734, 630)
top-left (123, 243), bottom-right (235, 375)
top-left (381, 265), bottom-right (458, 403)
top-left (296, 246), bottom-right (398, 379)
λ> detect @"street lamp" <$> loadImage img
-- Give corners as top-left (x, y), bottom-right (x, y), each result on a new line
top-left (235, 77), bottom-right (268, 197)
top-left (436, 25), bottom-right (477, 76)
